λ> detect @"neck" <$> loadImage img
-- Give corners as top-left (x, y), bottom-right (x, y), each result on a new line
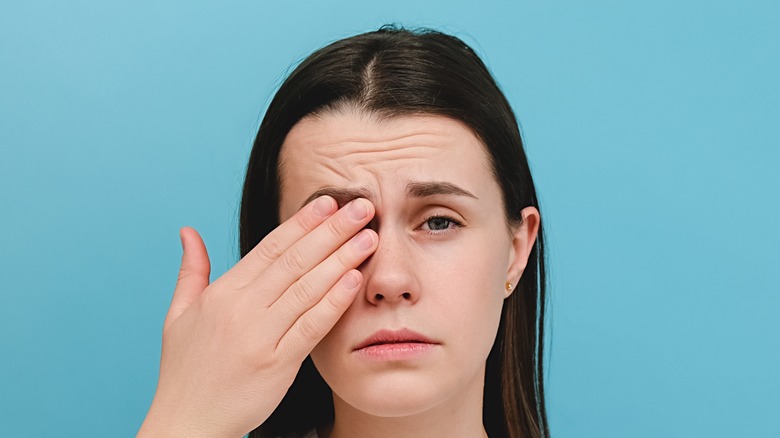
top-left (321, 365), bottom-right (488, 438)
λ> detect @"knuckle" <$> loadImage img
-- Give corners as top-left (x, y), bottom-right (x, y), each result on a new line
top-left (334, 249), bottom-right (356, 270)
top-left (280, 247), bottom-right (307, 274)
top-left (297, 315), bottom-right (322, 342)
top-left (255, 237), bottom-right (285, 265)
top-left (176, 268), bottom-right (197, 283)
top-left (245, 339), bottom-right (278, 372)
top-left (290, 279), bottom-right (318, 308)
top-left (294, 209), bottom-right (319, 234)
top-left (322, 292), bottom-right (346, 315)
top-left (324, 216), bottom-right (349, 239)
top-left (255, 353), bottom-right (280, 373)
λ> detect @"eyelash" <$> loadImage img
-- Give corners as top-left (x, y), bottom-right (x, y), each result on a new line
top-left (419, 214), bottom-right (463, 235)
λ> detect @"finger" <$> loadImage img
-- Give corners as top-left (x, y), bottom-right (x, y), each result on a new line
top-left (247, 198), bottom-right (374, 306)
top-left (164, 227), bottom-right (211, 332)
top-left (275, 269), bottom-right (363, 361)
top-left (268, 228), bottom-right (377, 334)
top-left (222, 195), bottom-right (337, 286)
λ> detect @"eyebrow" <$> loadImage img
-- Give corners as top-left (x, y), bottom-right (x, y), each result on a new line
top-left (300, 181), bottom-right (478, 210)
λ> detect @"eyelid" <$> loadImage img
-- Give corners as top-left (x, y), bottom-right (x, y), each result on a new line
top-left (421, 205), bottom-right (467, 225)
top-left (418, 213), bottom-right (463, 235)
top-left (422, 213), bottom-right (462, 224)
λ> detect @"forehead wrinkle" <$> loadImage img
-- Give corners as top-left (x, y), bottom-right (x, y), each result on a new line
top-left (313, 137), bottom-right (447, 161)
top-left (310, 149), bottom-right (352, 181)
top-left (305, 137), bottom-right (442, 178)
top-left (281, 113), bottom-right (493, 219)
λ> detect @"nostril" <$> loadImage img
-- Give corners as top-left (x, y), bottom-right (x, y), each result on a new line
top-left (375, 294), bottom-right (384, 301)
top-left (402, 292), bottom-right (411, 299)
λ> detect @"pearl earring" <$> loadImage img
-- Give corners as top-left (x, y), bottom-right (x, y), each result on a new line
top-left (505, 282), bottom-right (513, 291)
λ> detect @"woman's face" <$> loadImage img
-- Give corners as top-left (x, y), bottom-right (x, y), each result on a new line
top-left (278, 111), bottom-right (538, 417)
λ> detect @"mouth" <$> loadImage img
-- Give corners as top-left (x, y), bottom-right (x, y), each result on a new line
top-left (354, 328), bottom-right (439, 351)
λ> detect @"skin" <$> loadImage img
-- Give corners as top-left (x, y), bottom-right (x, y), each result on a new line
top-left (279, 109), bottom-right (540, 438)
top-left (137, 109), bottom-right (538, 438)
top-left (138, 186), bottom-right (380, 436)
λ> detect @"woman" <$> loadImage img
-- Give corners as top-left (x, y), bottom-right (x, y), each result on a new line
top-left (138, 26), bottom-right (549, 438)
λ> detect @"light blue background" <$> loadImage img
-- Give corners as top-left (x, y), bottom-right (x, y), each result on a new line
top-left (1, 0), bottom-right (778, 436)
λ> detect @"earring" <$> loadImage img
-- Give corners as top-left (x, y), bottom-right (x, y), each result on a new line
top-left (505, 282), bottom-right (513, 292)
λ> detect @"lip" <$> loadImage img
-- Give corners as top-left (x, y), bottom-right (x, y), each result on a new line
top-left (353, 328), bottom-right (440, 351)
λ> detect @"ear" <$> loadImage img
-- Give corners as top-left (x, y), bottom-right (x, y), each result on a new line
top-left (504, 206), bottom-right (540, 298)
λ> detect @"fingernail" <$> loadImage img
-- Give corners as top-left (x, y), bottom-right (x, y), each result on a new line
top-left (352, 229), bottom-right (375, 250)
top-left (342, 271), bottom-right (360, 290)
top-left (313, 196), bottom-right (334, 217)
top-left (347, 199), bottom-right (369, 221)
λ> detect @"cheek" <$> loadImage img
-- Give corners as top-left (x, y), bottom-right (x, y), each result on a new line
top-left (309, 333), bottom-right (339, 386)
top-left (423, 232), bottom-right (509, 293)
top-left (428, 235), bottom-right (508, 334)
top-left (434, 273), bottom-right (505, 339)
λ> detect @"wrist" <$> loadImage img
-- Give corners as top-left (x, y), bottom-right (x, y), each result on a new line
top-left (137, 399), bottom-right (208, 438)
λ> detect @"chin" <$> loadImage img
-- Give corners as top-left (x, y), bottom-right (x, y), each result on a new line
top-left (332, 372), bottom-right (449, 417)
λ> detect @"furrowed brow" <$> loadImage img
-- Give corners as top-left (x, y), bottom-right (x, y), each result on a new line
top-left (299, 181), bottom-right (476, 210)
top-left (405, 181), bottom-right (478, 200)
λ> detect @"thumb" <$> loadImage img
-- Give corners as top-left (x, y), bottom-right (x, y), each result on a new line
top-left (164, 226), bottom-right (211, 332)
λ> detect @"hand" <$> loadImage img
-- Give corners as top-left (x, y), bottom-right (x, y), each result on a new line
top-left (137, 196), bottom-right (377, 438)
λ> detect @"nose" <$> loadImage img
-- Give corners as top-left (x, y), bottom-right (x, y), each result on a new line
top-left (360, 226), bottom-right (420, 306)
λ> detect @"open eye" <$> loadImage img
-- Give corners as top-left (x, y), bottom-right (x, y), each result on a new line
top-left (420, 215), bottom-right (462, 234)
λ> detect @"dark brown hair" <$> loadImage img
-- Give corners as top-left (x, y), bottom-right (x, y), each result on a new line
top-left (240, 25), bottom-right (549, 438)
